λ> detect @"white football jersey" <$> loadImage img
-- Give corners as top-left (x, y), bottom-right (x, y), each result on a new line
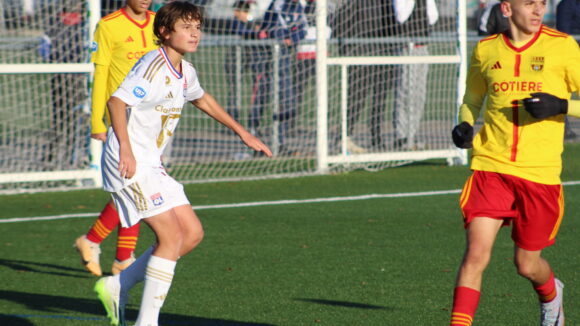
top-left (103, 47), bottom-right (204, 192)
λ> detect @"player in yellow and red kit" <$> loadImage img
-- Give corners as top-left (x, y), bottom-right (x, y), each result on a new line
top-left (74, 0), bottom-right (158, 277)
top-left (449, 0), bottom-right (580, 325)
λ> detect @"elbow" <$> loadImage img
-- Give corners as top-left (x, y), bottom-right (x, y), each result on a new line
top-left (107, 96), bottom-right (121, 108)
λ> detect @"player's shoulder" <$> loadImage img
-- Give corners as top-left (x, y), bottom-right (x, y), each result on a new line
top-left (539, 26), bottom-right (578, 50)
top-left (139, 49), bottom-right (164, 68)
top-left (100, 9), bottom-right (124, 24)
top-left (472, 33), bottom-right (503, 57)
top-left (182, 60), bottom-right (200, 78)
top-left (137, 49), bottom-right (169, 82)
top-left (540, 26), bottom-right (569, 39)
top-left (125, 49), bottom-right (162, 76)
top-left (183, 60), bottom-right (196, 73)
top-left (477, 33), bottom-right (503, 46)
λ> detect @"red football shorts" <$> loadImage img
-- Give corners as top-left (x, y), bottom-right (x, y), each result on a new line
top-left (460, 170), bottom-right (564, 251)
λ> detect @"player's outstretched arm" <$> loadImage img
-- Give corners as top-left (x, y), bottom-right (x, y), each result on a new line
top-left (523, 92), bottom-right (568, 119)
top-left (192, 93), bottom-right (273, 157)
top-left (107, 96), bottom-right (136, 178)
top-left (91, 64), bottom-right (110, 141)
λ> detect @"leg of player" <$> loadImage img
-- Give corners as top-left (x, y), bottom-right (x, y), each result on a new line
top-left (513, 248), bottom-right (564, 326)
top-left (451, 217), bottom-right (503, 326)
top-left (134, 205), bottom-right (204, 326)
top-left (75, 201), bottom-right (120, 276)
top-left (112, 223), bottom-right (140, 275)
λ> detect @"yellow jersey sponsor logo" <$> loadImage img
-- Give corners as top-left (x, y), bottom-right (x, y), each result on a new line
top-left (126, 51), bottom-right (147, 60)
top-left (492, 80), bottom-right (543, 93)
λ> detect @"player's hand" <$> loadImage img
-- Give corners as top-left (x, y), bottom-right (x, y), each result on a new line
top-left (118, 146), bottom-right (136, 179)
top-left (91, 132), bottom-right (107, 142)
top-left (523, 92), bottom-right (568, 119)
top-left (239, 131), bottom-right (272, 157)
top-left (451, 122), bottom-right (474, 149)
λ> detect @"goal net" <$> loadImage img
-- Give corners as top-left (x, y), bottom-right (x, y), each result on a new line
top-left (0, 0), bottom-right (466, 193)
top-left (323, 0), bottom-right (466, 171)
top-left (0, 0), bottom-right (96, 192)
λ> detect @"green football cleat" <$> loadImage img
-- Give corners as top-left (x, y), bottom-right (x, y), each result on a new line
top-left (94, 276), bottom-right (120, 326)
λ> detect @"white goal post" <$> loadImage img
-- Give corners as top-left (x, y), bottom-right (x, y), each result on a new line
top-left (0, 0), bottom-right (467, 193)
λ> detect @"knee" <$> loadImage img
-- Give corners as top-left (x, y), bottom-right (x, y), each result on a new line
top-left (514, 258), bottom-right (538, 279)
top-left (461, 248), bottom-right (492, 273)
top-left (181, 227), bottom-right (204, 255)
top-left (190, 227), bottom-right (204, 248)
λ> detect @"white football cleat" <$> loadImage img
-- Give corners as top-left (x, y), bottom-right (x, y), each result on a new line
top-left (540, 278), bottom-right (564, 326)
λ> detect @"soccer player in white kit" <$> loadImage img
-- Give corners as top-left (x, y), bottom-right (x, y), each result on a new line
top-left (93, 2), bottom-right (272, 326)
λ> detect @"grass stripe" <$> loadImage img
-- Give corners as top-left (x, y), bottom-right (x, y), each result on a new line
top-left (3, 180), bottom-right (580, 224)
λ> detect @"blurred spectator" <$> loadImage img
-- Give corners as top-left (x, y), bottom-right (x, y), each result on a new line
top-left (293, 0), bottom-right (331, 135)
top-left (478, 0), bottom-right (509, 36)
top-left (44, 0), bottom-right (87, 168)
top-left (392, 0), bottom-right (439, 150)
top-left (557, 0), bottom-right (580, 35)
top-left (227, 0), bottom-right (271, 139)
top-left (331, 0), bottom-right (395, 153)
top-left (260, 0), bottom-right (308, 155)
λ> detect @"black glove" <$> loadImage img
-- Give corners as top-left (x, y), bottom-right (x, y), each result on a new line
top-left (451, 122), bottom-right (474, 149)
top-left (523, 92), bottom-right (568, 119)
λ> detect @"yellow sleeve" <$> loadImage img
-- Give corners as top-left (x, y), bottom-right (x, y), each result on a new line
top-left (564, 36), bottom-right (580, 94)
top-left (91, 64), bottom-right (109, 134)
top-left (458, 44), bottom-right (486, 125)
top-left (91, 22), bottom-right (113, 66)
top-left (567, 100), bottom-right (580, 118)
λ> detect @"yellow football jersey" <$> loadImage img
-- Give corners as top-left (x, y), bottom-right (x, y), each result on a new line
top-left (90, 9), bottom-right (158, 133)
top-left (460, 26), bottom-right (580, 185)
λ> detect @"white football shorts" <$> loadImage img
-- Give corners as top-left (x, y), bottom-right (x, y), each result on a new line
top-left (111, 166), bottom-right (190, 227)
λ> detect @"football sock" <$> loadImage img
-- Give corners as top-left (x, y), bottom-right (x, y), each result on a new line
top-left (534, 271), bottom-right (557, 303)
top-left (450, 286), bottom-right (480, 326)
top-left (86, 202), bottom-right (120, 244)
top-left (135, 255), bottom-right (176, 326)
top-left (116, 223), bottom-right (140, 261)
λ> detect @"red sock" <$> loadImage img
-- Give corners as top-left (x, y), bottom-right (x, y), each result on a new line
top-left (86, 202), bottom-right (120, 244)
top-left (451, 286), bottom-right (480, 326)
top-left (116, 223), bottom-right (140, 261)
top-left (534, 272), bottom-right (556, 303)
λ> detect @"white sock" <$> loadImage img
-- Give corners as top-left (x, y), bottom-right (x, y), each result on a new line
top-left (134, 255), bottom-right (176, 326)
top-left (119, 245), bottom-right (155, 307)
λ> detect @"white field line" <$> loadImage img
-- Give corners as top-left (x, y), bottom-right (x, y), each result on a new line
top-left (3, 180), bottom-right (580, 224)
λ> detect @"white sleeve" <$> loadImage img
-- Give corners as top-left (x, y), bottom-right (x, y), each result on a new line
top-left (184, 65), bottom-right (205, 102)
top-left (394, 0), bottom-right (415, 24)
top-left (111, 57), bottom-right (152, 107)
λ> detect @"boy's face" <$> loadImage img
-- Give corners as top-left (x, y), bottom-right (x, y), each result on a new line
top-left (126, 0), bottom-right (152, 15)
top-left (162, 18), bottom-right (202, 54)
top-left (502, 0), bottom-right (546, 35)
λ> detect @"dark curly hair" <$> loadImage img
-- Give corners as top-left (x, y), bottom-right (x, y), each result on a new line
top-left (154, 1), bottom-right (204, 45)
